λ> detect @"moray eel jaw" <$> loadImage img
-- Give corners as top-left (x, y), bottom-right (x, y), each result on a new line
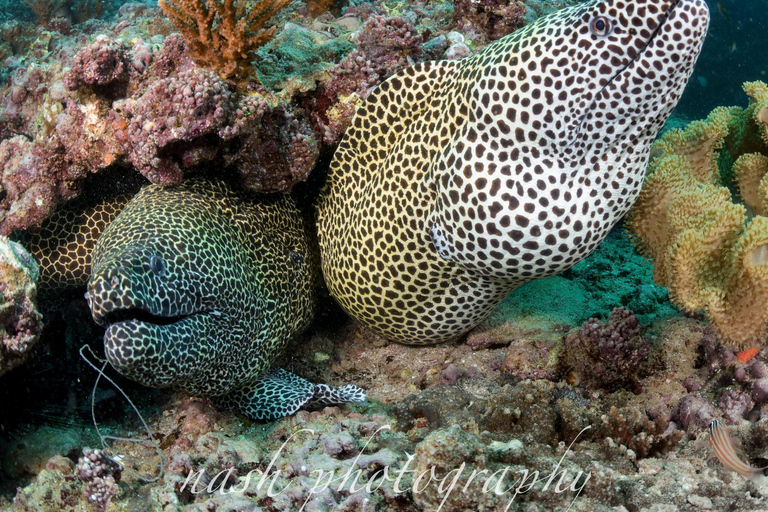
top-left (87, 244), bottom-right (224, 391)
top-left (88, 272), bottom-right (206, 329)
top-left (88, 249), bottom-right (218, 328)
top-left (429, 0), bottom-right (710, 280)
top-left (101, 316), bottom-right (219, 388)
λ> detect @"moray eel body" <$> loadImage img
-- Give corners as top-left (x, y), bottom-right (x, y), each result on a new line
top-left (19, 195), bottom-right (130, 296)
top-left (317, 0), bottom-right (710, 344)
top-left (56, 178), bottom-right (365, 421)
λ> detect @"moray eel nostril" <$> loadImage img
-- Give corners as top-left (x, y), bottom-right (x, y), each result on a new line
top-left (317, 0), bottom-right (710, 345)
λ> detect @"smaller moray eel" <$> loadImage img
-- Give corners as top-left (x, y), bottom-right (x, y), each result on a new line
top-left (317, 0), bottom-right (710, 345)
top-left (28, 178), bottom-right (365, 420)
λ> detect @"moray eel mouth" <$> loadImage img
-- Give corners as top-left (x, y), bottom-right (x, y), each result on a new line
top-left (96, 305), bottom-right (197, 328)
top-left (87, 264), bottom-right (219, 387)
top-left (577, 0), bottom-right (692, 134)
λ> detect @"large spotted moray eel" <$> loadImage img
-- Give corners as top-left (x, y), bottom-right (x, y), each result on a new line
top-left (26, 178), bottom-right (365, 420)
top-left (317, 0), bottom-right (710, 345)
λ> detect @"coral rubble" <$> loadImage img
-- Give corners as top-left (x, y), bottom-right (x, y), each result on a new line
top-left (627, 81), bottom-right (768, 346)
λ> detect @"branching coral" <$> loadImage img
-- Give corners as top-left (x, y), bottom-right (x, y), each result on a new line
top-left (70, 0), bottom-right (108, 24)
top-left (627, 81), bottom-right (768, 346)
top-left (158, 0), bottom-right (292, 82)
top-left (23, 0), bottom-right (66, 29)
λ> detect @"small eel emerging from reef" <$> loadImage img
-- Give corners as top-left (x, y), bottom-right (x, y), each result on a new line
top-left (25, 178), bottom-right (365, 420)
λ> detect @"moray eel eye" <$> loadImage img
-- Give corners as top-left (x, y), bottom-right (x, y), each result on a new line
top-left (149, 254), bottom-right (166, 277)
top-left (590, 16), bottom-right (612, 37)
top-left (289, 250), bottom-right (305, 266)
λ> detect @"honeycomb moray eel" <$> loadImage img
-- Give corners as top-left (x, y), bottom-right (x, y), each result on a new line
top-left (31, 179), bottom-right (365, 420)
top-left (317, 0), bottom-right (710, 345)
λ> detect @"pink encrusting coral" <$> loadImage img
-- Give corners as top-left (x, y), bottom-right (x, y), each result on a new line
top-left (0, 135), bottom-right (81, 236)
top-left (561, 307), bottom-right (651, 390)
top-left (353, 15), bottom-right (423, 78)
top-left (75, 448), bottom-right (121, 512)
top-left (63, 34), bottom-right (129, 90)
top-left (118, 66), bottom-right (236, 185)
top-left (452, 0), bottom-right (529, 42)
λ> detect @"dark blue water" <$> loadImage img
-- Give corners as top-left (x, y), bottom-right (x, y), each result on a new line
top-left (676, 0), bottom-right (768, 118)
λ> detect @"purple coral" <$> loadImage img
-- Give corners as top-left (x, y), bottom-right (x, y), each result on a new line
top-left (700, 327), bottom-right (738, 373)
top-left (580, 307), bottom-right (647, 372)
top-left (0, 238), bottom-right (42, 376)
top-left (452, 0), bottom-right (528, 42)
top-left (224, 103), bottom-right (319, 192)
top-left (0, 135), bottom-right (80, 235)
top-left (120, 67), bottom-right (235, 185)
top-left (64, 35), bottom-right (129, 91)
top-left (752, 378), bottom-right (768, 405)
top-left (676, 395), bottom-right (716, 434)
top-left (718, 389), bottom-right (753, 424)
top-left (76, 448), bottom-right (122, 512)
top-left (561, 307), bottom-right (649, 390)
top-left (354, 15), bottom-right (423, 78)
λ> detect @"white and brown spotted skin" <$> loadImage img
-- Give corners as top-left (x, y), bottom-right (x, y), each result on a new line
top-left (317, 0), bottom-right (710, 345)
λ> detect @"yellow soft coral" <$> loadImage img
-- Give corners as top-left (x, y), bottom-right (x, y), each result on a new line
top-left (158, 0), bottom-right (291, 82)
top-left (627, 81), bottom-right (768, 346)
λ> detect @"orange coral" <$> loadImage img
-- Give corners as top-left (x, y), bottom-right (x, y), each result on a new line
top-left (23, 0), bottom-right (66, 29)
top-left (158, 0), bottom-right (291, 81)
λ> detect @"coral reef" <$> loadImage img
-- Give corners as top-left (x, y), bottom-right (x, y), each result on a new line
top-left (452, 0), bottom-right (528, 42)
top-left (158, 0), bottom-right (291, 81)
top-left (5, 227), bottom-right (768, 509)
top-left (64, 34), bottom-right (129, 92)
top-left (352, 15), bottom-right (422, 78)
top-left (76, 448), bottom-right (122, 512)
top-left (0, 0), bottom-right (463, 233)
top-left (120, 66), bottom-right (236, 184)
top-left (627, 81), bottom-right (768, 346)
top-left (0, 236), bottom-right (41, 376)
top-left (22, 0), bottom-right (66, 29)
top-left (254, 23), bottom-right (353, 93)
top-left (8, 2), bottom-right (768, 511)
top-left (452, 0), bottom-right (579, 43)
top-left (561, 308), bottom-right (651, 391)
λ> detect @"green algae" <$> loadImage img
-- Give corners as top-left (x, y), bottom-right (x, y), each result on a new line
top-left (496, 227), bottom-right (677, 327)
top-left (255, 24), bottom-right (354, 92)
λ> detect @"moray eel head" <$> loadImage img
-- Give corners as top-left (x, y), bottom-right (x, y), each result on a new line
top-left (84, 179), bottom-right (365, 420)
top-left (88, 241), bottom-right (220, 388)
top-left (317, 0), bottom-right (709, 344)
top-left (85, 179), bottom-right (303, 395)
top-left (430, 0), bottom-right (710, 279)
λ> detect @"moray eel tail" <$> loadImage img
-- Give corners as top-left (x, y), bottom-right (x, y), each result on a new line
top-left (217, 368), bottom-right (367, 421)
